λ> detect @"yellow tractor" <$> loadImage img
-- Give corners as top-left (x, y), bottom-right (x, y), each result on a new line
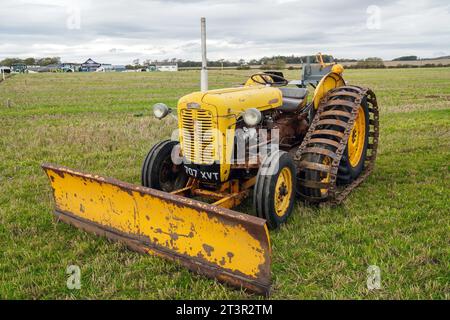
top-left (42, 23), bottom-right (379, 295)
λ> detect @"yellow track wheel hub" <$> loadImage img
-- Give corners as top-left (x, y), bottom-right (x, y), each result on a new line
top-left (348, 105), bottom-right (366, 167)
top-left (274, 167), bottom-right (293, 217)
top-left (320, 156), bottom-right (331, 196)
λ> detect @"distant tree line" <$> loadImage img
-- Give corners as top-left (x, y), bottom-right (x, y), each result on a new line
top-left (135, 55), bottom-right (340, 69)
top-left (0, 57), bottom-right (61, 66)
top-left (384, 63), bottom-right (450, 69)
top-left (392, 55), bottom-right (418, 61)
top-left (2, 54), bottom-right (449, 70)
top-left (128, 55), bottom-right (450, 69)
top-left (351, 57), bottom-right (386, 69)
top-left (249, 54), bottom-right (341, 65)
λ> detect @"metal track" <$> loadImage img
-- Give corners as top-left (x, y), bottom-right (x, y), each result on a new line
top-left (294, 86), bottom-right (379, 205)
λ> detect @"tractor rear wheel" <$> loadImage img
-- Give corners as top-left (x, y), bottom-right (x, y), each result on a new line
top-left (254, 151), bottom-right (296, 230)
top-left (302, 98), bottom-right (370, 190)
top-left (296, 86), bottom-right (378, 204)
top-left (141, 140), bottom-right (188, 192)
top-left (337, 100), bottom-right (370, 184)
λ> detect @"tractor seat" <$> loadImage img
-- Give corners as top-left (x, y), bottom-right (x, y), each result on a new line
top-left (279, 87), bottom-right (308, 112)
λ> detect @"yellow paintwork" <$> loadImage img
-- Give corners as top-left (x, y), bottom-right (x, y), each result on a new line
top-left (244, 74), bottom-right (274, 86)
top-left (44, 166), bottom-right (270, 279)
top-left (316, 52), bottom-right (326, 68)
top-left (312, 72), bottom-right (346, 109)
top-left (331, 64), bottom-right (344, 75)
top-left (177, 64), bottom-right (345, 183)
top-left (180, 108), bottom-right (216, 164)
top-left (274, 167), bottom-right (292, 217)
top-left (180, 86), bottom-right (282, 116)
top-left (348, 105), bottom-right (366, 167)
top-left (320, 156), bottom-right (331, 196)
top-left (316, 52), bottom-right (341, 70)
top-left (177, 86), bottom-right (282, 181)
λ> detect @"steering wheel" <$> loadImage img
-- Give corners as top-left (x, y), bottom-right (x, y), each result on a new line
top-left (250, 73), bottom-right (289, 87)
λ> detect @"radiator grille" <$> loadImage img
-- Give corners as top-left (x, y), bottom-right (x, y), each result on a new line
top-left (181, 109), bottom-right (216, 164)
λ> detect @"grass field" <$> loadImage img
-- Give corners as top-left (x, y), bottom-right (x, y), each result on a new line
top-left (0, 68), bottom-right (449, 299)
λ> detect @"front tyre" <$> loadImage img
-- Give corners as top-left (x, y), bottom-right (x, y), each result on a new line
top-left (254, 151), bottom-right (296, 230)
top-left (141, 140), bottom-right (188, 192)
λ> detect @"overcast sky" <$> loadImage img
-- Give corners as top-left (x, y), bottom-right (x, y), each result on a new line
top-left (1, 0), bottom-right (449, 64)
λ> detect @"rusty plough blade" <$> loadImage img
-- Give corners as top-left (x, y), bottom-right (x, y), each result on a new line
top-left (42, 163), bottom-right (271, 295)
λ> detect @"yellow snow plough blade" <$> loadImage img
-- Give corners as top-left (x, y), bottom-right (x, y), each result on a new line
top-left (42, 163), bottom-right (271, 295)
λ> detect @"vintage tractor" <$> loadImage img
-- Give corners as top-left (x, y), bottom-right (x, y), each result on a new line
top-left (42, 57), bottom-right (379, 295)
top-left (142, 54), bottom-right (379, 229)
top-left (42, 20), bottom-right (379, 296)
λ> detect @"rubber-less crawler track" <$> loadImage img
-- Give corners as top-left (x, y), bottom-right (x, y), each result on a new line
top-left (295, 86), bottom-right (379, 205)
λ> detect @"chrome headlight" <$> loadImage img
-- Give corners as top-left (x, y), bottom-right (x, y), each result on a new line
top-left (242, 108), bottom-right (262, 126)
top-left (153, 103), bottom-right (170, 119)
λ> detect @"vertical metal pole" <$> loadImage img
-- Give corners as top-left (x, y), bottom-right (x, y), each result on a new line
top-left (200, 17), bottom-right (208, 92)
top-left (1, 69), bottom-right (4, 81)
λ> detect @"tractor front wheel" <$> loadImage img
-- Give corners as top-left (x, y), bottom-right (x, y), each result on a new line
top-left (253, 151), bottom-right (296, 230)
top-left (141, 140), bottom-right (188, 192)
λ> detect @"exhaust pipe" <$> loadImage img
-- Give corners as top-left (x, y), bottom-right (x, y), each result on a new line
top-left (200, 17), bottom-right (208, 92)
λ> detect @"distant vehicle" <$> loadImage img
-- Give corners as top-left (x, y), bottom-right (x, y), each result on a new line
top-left (96, 65), bottom-right (126, 72)
top-left (11, 63), bottom-right (27, 73)
top-left (112, 65), bottom-right (126, 72)
top-left (0, 66), bottom-right (11, 74)
top-left (147, 63), bottom-right (178, 72)
top-left (60, 63), bottom-right (80, 72)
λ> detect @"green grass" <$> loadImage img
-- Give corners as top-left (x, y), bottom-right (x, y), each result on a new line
top-left (0, 68), bottom-right (449, 299)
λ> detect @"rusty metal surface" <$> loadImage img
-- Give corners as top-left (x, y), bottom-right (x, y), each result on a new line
top-left (297, 178), bottom-right (330, 189)
top-left (295, 86), bottom-right (380, 204)
top-left (321, 110), bottom-right (352, 118)
top-left (316, 119), bottom-right (349, 128)
top-left (271, 112), bottom-right (309, 148)
top-left (311, 129), bottom-right (345, 139)
top-left (307, 138), bottom-right (341, 148)
top-left (303, 147), bottom-right (338, 159)
top-left (179, 177), bottom-right (256, 210)
top-left (42, 163), bottom-right (272, 295)
top-left (299, 161), bottom-right (331, 172)
top-left (55, 210), bottom-right (270, 295)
